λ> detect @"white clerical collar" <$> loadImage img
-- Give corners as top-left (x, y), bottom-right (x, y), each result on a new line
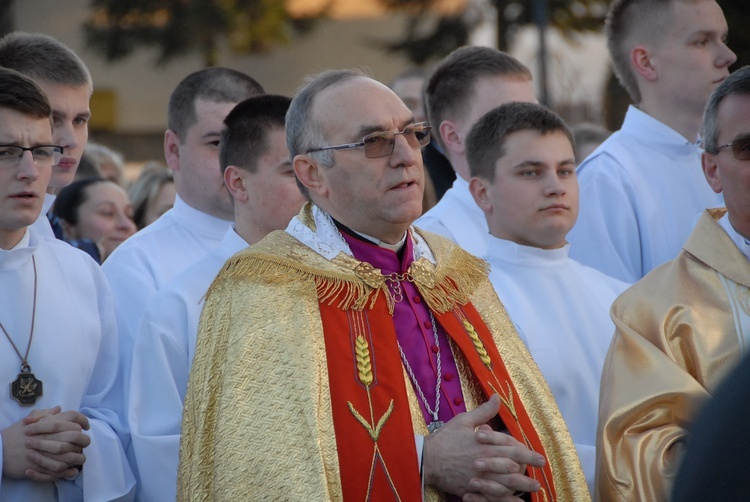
top-left (625, 105), bottom-right (701, 148)
top-left (484, 233), bottom-right (570, 266)
top-left (718, 212), bottom-right (750, 262)
top-left (286, 203), bottom-right (436, 264)
top-left (0, 228), bottom-right (37, 271)
top-left (170, 195), bottom-right (232, 239)
top-left (350, 229), bottom-right (407, 252)
top-left (10, 229), bottom-right (31, 250)
top-left (42, 193), bottom-right (56, 215)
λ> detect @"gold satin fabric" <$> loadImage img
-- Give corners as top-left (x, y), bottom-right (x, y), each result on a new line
top-left (178, 213), bottom-right (588, 501)
top-left (597, 208), bottom-right (750, 501)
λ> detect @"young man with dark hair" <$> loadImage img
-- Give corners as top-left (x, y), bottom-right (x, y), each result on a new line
top-left (0, 67), bottom-right (134, 500)
top-left (128, 95), bottom-right (305, 501)
top-left (567, 0), bottom-right (736, 283)
top-left (416, 45), bottom-right (536, 257)
top-left (102, 66), bottom-right (264, 399)
top-left (467, 101), bottom-right (628, 495)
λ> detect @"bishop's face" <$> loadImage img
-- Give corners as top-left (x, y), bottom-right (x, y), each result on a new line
top-left (304, 77), bottom-right (426, 245)
top-left (702, 93), bottom-right (750, 239)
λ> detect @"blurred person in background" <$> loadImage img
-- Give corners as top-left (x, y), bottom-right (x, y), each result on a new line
top-left (128, 162), bottom-right (175, 229)
top-left (53, 177), bottom-right (136, 263)
top-left (73, 151), bottom-right (101, 180)
top-left (389, 68), bottom-right (428, 124)
top-left (389, 68), bottom-right (438, 212)
top-left (86, 142), bottom-right (126, 186)
top-left (571, 122), bottom-right (611, 165)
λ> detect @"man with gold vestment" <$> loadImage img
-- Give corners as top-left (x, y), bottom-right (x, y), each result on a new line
top-left (178, 70), bottom-right (588, 501)
top-left (597, 66), bottom-right (750, 501)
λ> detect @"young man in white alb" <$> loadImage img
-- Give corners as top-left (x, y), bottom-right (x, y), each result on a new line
top-left (468, 101), bottom-right (628, 495)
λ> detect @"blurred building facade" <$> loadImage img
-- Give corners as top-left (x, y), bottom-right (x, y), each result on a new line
top-left (13, 0), bottom-right (611, 164)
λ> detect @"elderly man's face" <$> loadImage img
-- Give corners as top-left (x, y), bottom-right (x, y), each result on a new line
top-left (307, 77), bottom-right (425, 244)
top-left (702, 92), bottom-right (750, 236)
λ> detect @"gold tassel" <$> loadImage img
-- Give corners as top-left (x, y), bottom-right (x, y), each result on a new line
top-left (205, 237), bottom-right (490, 316)
top-left (417, 251), bottom-right (489, 314)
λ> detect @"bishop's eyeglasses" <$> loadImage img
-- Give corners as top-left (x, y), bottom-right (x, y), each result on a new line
top-left (0, 145), bottom-right (63, 167)
top-left (716, 135), bottom-right (750, 160)
top-left (307, 122), bottom-right (431, 159)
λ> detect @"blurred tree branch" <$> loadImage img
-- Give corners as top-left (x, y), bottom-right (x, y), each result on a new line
top-left (378, 0), bottom-right (610, 65)
top-left (84, 0), bottom-right (328, 67)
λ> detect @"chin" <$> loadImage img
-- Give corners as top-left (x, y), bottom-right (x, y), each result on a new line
top-left (50, 175), bottom-right (76, 192)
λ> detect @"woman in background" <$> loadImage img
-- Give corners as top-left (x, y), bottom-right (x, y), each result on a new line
top-left (128, 162), bottom-right (176, 229)
top-left (53, 177), bottom-right (137, 263)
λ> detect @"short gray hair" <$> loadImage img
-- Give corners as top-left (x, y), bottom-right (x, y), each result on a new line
top-left (702, 66), bottom-right (750, 154)
top-left (286, 68), bottom-right (368, 197)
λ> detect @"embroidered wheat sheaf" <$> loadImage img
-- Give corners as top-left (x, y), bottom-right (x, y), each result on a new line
top-left (355, 335), bottom-right (373, 387)
top-left (463, 319), bottom-right (492, 367)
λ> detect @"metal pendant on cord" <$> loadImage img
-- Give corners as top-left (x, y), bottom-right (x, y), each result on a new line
top-left (0, 255), bottom-right (44, 406)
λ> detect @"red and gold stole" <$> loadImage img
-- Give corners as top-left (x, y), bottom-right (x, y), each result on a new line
top-left (318, 278), bottom-right (558, 501)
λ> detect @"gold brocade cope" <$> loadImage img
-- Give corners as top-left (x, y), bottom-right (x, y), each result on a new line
top-left (597, 209), bottom-right (749, 501)
top-left (178, 224), bottom-right (589, 501)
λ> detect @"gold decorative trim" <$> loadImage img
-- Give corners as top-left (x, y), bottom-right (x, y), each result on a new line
top-left (207, 230), bottom-right (489, 317)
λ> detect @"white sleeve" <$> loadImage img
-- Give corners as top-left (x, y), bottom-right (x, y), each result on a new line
top-left (568, 156), bottom-right (643, 283)
top-left (78, 263), bottom-right (136, 501)
top-left (128, 290), bottom-right (194, 502)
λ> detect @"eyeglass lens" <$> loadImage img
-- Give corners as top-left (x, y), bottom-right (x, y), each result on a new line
top-left (0, 146), bottom-right (62, 166)
top-left (731, 137), bottom-right (750, 160)
top-left (362, 124), bottom-right (431, 159)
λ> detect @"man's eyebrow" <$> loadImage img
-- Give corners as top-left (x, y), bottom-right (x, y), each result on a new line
top-left (352, 117), bottom-right (416, 140)
top-left (200, 130), bottom-right (222, 140)
top-left (512, 158), bottom-right (576, 169)
top-left (52, 110), bottom-right (92, 120)
top-left (352, 124), bottom-right (384, 140)
top-left (512, 159), bottom-right (543, 169)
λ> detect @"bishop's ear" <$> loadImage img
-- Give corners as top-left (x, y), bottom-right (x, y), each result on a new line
top-left (294, 154), bottom-right (329, 199)
top-left (701, 152), bottom-right (724, 194)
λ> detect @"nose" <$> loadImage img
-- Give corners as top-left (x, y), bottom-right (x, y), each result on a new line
top-left (54, 122), bottom-right (78, 154)
top-left (544, 174), bottom-right (567, 197)
top-left (388, 133), bottom-right (418, 168)
top-left (17, 150), bottom-right (40, 180)
top-left (117, 213), bottom-right (137, 235)
top-left (717, 41), bottom-right (737, 68)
